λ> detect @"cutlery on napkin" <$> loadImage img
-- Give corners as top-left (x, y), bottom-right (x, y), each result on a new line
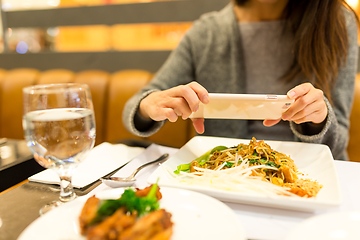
top-left (28, 142), bottom-right (145, 188)
top-left (88, 143), bottom-right (179, 195)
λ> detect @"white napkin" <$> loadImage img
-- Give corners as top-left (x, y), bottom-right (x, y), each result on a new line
top-left (28, 142), bottom-right (145, 188)
top-left (88, 143), bottom-right (179, 195)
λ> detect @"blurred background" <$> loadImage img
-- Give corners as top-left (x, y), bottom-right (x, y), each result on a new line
top-left (0, 0), bottom-right (358, 72)
top-left (0, 0), bottom-right (192, 53)
top-left (0, 0), bottom-right (231, 72)
top-left (0, 0), bottom-right (358, 52)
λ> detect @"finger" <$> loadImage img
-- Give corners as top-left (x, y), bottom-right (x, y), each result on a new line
top-left (173, 108), bottom-right (182, 117)
top-left (191, 118), bottom-right (205, 134)
top-left (170, 98), bottom-right (193, 119)
top-left (187, 82), bottom-right (210, 104)
top-left (287, 100), bottom-right (319, 121)
top-left (163, 108), bottom-right (179, 122)
top-left (283, 88), bottom-right (324, 120)
top-left (287, 82), bottom-right (314, 99)
top-left (263, 118), bottom-right (281, 127)
top-left (291, 112), bottom-right (316, 124)
top-left (282, 93), bottom-right (317, 120)
top-left (170, 85), bottom-right (202, 112)
top-left (292, 110), bottom-right (327, 124)
top-left (289, 101), bottom-right (327, 124)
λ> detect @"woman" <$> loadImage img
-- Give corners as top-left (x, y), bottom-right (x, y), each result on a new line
top-left (123, 0), bottom-right (359, 160)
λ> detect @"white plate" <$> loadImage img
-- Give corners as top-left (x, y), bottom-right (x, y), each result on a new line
top-left (18, 187), bottom-right (246, 240)
top-left (285, 211), bottom-right (360, 240)
top-left (189, 93), bottom-right (294, 120)
top-left (148, 136), bottom-right (341, 212)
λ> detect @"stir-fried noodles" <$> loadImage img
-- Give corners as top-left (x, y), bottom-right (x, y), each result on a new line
top-left (172, 137), bottom-right (322, 198)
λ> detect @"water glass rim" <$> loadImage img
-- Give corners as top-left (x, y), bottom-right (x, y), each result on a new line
top-left (23, 83), bottom-right (90, 94)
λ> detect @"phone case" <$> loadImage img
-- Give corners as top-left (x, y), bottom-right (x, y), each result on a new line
top-left (189, 93), bottom-right (294, 120)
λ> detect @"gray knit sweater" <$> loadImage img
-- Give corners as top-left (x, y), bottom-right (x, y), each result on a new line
top-left (123, 3), bottom-right (358, 160)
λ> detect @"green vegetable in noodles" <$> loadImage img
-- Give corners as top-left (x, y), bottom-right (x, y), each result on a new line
top-left (174, 145), bottom-right (228, 174)
top-left (174, 163), bottom-right (191, 174)
top-left (195, 145), bottom-right (228, 166)
top-left (224, 162), bottom-right (234, 168)
top-left (265, 161), bottom-right (280, 168)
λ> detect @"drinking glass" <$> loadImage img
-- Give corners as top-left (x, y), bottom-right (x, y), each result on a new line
top-left (22, 83), bottom-right (96, 214)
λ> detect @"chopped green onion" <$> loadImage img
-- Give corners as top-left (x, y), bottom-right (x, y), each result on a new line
top-left (224, 162), bottom-right (234, 168)
top-left (265, 161), bottom-right (280, 168)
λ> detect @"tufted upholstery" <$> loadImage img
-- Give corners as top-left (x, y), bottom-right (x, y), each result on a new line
top-left (0, 68), bottom-right (359, 161)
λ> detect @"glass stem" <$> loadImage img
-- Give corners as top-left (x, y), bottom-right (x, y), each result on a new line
top-left (58, 175), bottom-right (77, 202)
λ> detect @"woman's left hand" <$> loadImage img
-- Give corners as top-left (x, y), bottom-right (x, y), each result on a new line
top-left (263, 82), bottom-right (328, 127)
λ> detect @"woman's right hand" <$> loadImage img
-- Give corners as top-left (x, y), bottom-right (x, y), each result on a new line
top-left (139, 81), bottom-right (209, 133)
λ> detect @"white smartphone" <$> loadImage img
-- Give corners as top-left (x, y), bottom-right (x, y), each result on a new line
top-left (189, 93), bottom-right (294, 120)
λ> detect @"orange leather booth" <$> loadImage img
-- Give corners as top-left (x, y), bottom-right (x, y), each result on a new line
top-left (0, 68), bottom-right (195, 148)
top-left (0, 68), bottom-right (359, 161)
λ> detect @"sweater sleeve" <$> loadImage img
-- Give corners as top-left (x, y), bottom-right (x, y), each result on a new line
top-left (289, 9), bottom-right (358, 160)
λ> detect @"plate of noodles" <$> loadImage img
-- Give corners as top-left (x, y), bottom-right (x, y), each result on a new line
top-left (147, 136), bottom-right (341, 212)
top-left (18, 186), bottom-right (246, 240)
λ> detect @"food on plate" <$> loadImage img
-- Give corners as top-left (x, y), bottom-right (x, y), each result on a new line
top-left (79, 184), bottom-right (173, 240)
top-left (172, 137), bottom-right (322, 198)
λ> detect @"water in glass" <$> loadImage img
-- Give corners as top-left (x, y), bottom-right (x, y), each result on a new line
top-left (22, 83), bottom-right (96, 214)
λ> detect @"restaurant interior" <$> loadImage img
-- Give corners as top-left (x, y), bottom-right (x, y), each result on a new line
top-left (1, 0), bottom-right (360, 240)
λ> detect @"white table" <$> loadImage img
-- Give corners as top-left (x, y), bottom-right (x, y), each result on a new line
top-left (226, 160), bottom-right (360, 239)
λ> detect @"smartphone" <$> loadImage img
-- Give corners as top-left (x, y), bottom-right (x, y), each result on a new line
top-left (189, 93), bottom-right (294, 120)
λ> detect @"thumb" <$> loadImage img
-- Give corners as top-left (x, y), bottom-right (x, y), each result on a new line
top-left (263, 118), bottom-right (281, 127)
top-left (191, 118), bottom-right (205, 134)
top-left (287, 82), bottom-right (313, 99)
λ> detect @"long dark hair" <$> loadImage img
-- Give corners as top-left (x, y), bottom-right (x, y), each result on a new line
top-left (234, 0), bottom-right (358, 103)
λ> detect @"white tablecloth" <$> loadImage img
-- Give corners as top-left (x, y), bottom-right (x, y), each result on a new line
top-left (89, 145), bottom-right (360, 240)
top-left (226, 160), bottom-right (360, 240)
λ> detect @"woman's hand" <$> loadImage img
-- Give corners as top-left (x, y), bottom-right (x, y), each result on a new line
top-left (139, 81), bottom-right (209, 133)
top-left (263, 82), bottom-right (328, 127)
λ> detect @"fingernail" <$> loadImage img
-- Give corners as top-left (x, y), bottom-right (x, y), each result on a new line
top-left (202, 94), bottom-right (209, 104)
top-left (287, 91), bottom-right (296, 98)
top-left (282, 114), bottom-right (288, 120)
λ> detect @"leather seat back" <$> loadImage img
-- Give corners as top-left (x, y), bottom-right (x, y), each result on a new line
top-left (107, 70), bottom-right (152, 143)
top-left (348, 74), bottom-right (360, 161)
top-left (74, 70), bottom-right (110, 145)
top-left (0, 69), bottom-right (7, 137)
top-left (37, 69), bottom-right (75, 84)
top-left (0, 68), bottom-right (40, 139)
